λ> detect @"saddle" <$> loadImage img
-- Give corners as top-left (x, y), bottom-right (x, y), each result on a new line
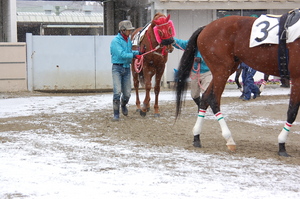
top-left (278, 8), bottom-right (300, 82)
top-left (132, 23), bottom-right (151, 46)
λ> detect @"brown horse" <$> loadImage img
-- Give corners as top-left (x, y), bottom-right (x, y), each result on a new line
top-left (131, 13), bottom-right (175, 117)
top-left (176, 11), bottom-right (299, 157)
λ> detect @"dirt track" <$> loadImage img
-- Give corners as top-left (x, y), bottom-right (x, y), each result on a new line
top-left (0, 90), bottom-right (299, 166)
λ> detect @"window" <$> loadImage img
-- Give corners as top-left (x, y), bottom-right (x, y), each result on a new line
top-left (217, 9), bottom-right (267, 19)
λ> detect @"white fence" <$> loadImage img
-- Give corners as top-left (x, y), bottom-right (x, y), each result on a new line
top-left (26, 33), bottom-right (114, 91)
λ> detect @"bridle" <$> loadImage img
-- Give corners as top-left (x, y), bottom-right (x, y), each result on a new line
top-left (134, 15), bottom-right (176, 73)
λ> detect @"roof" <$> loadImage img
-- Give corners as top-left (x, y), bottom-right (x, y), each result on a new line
top-left (17, 12), bottom-right (103, 23)
top-left (17, 1), bottom-right (103, 23)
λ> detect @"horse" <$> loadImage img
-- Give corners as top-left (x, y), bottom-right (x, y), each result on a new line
top-left (131, 13), bottom-right (175, 117)
top-left (176, 11), bottom-right (300, 157)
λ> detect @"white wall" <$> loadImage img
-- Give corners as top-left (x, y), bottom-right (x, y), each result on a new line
top-left (27, 34), bottom-right (114, 91)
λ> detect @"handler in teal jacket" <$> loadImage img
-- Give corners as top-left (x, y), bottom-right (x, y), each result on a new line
top-left (110, 20), bottom-right (140, 121)
top-left (173, 38), bottom-right (212, 109)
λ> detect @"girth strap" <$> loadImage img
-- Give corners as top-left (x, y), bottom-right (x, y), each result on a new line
top-left (278, 12), bottom-right (289, 80)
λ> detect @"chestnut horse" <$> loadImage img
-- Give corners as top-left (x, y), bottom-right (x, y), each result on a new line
top-left (176, 12), bottom-right (300, 157)
top-left (131, 13), bottom-right (175, 117)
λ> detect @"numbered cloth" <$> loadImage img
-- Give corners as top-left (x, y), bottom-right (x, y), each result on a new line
top-left (249, 14), bottom-right (300, 48)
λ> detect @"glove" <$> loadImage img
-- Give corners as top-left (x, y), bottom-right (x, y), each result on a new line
top-left (135, 55), bottom-right (142, 59)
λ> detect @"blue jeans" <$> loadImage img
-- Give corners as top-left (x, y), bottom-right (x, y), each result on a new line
top-left (242, 65), bottom-right (259, 100)
top-left (112, 64), bottom-right (131, 103)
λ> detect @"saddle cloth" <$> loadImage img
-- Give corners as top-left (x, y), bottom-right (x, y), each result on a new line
top-left (249, 13), bottom-right (300, 48)
top-left (132, 23), bottom-right (151, 46)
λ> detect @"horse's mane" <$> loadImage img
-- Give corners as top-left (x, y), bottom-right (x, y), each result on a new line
top-left (151, 12), bottom-right (165, 26)
top-left (175, 26), bottom-right (205, 118)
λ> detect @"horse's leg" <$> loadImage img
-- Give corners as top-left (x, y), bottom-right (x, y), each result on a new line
top-left (193, 79), bottom-right (236, 151)
top-left (140, 69), bottom-right (153, 117)
top-left (192, 79), bottom-right (212, 148)
top-left (211, 77), bottom-right (236, 151)
top-left (192, 108), bottom-right (207, 148)
top-left (278, 79), bottom-right (299, 157)
top-left (193, 71), bottom-right (236, 151)
top-left (153, 67), bottom-right (165, 117)
top-left (132, 69), bottom-right (141, 112)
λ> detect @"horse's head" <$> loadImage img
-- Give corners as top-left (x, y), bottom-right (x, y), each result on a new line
top-left (153, 13), bottom-right (176, 52)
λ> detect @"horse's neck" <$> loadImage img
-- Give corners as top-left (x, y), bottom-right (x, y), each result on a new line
top-left (144, 28), bottom-right (159, 50)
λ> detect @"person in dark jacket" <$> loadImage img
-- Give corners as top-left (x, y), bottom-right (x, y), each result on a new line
top-left (110, 20), bottom-right (140, 121)
top-left (239, 62), bottom-right (260, 101)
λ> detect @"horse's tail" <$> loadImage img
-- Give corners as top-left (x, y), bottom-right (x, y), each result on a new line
top-left (175, 26), bottom-right (205, 118)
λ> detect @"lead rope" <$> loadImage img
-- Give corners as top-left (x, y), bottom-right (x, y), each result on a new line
top-left (134, 30), bottom-right (161, 73)
top-left (134, 45), bottom-right (160, 73)
top-left (189, 62), bottom-right (205, 91)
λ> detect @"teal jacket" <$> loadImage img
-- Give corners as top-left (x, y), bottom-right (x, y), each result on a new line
top-left (110, 33), bottom-right (139, 68)
top-left (173, 38), bottom-right (210, 74)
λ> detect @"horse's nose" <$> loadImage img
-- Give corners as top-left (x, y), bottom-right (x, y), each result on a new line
top-left (167, 45), bottom-right (174, 53)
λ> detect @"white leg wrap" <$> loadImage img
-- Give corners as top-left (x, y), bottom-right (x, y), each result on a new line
top-left (192, 109), bottom-right (206, 136)
top-left (215, 112), bottom-right (236, 145)
top-left (278, 122), bottom-right (291, 143)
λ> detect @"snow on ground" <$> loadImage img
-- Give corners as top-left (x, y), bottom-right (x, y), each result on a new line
top-left (1, 86), bottom-right (300, 199)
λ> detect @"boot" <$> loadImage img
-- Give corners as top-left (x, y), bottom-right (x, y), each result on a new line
top-left (112, 100), bottom-right (120, 121)
top-left (121, 98), bottom-right (129, 116)
top-left (193, 97), bottom-right (201, 111)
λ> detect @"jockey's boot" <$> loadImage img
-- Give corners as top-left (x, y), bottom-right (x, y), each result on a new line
top-left (193, 97), bottom-right (201, 112)
top-left (112, 100), bottom-right (120, 121)
top-left (121, 98), bottom-right (129, 116)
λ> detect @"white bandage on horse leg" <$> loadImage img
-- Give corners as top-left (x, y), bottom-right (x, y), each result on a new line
top-left (215, 112), bottom-right (236, 145)
top-left (278, 122), bottom-right (291, 143)
top-left (192, 109), bottom-right (206, 136)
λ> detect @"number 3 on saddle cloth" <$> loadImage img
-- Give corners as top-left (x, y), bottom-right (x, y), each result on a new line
top-left (249, 8), bottom-right (300, 80)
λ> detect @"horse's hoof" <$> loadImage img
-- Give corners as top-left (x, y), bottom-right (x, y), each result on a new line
top-left (140, 110), bottom-right (146, 117)
top-left (136, 109), bottom-right (141, 113)
top-left (227, 145), bottom-right (236, 152)
top-left (147, 107), bottom-right (150, 112)
top-left (154, 113), bottom-right (160, 117)
top-left (193, 141), bottom-right (201, 148)
top-left (278, 151), bottom-right (291, 157)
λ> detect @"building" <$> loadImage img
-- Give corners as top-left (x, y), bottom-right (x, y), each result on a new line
top-left (17, 1), bottom-right (104, 42)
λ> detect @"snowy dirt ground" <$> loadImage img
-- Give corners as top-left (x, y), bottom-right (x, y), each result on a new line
top-left (0, 85), bottom-right (300, 199)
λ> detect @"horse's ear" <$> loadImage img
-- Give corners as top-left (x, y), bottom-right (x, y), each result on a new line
top-left (166, 14), bottom-right (170, 21)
